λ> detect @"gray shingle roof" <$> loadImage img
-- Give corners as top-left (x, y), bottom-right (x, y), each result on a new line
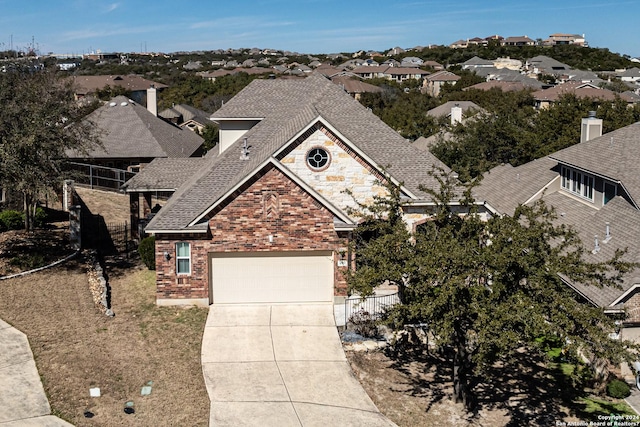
top-left (426, 101), bottom-right (483, 118)
top-left (69, 96), bottom-right (204, 159)
top-left (544, 194), bottom-right (640, 308)
top-left (474, 157), bottom-right (559, 215)
top-left (159, 104), bottom-right (212, 127)
top-left (462, 56), bottom-right (494, 67)
top-left (549, 121), bottom-right (640, 207)
top-left (475, 131), bottom-right (640, 308)
top-left (71, 75), bottom-right (167, 95)
top-left (146, 73), bottom-right (451, 231)
top-left (122, 157), bottom-right (209, 191)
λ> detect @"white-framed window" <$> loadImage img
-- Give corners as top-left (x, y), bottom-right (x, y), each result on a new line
top-left (176, 242), bottom-right (191, 274)
top-left (561, 166), bottom-right (594, 201)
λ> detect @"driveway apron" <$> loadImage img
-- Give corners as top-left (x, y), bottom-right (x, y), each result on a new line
top-left (201, 304), bottom-right (396, 426)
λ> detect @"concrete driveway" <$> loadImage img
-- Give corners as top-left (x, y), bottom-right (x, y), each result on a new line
top-left (201, 304), bottom-right (396, 426)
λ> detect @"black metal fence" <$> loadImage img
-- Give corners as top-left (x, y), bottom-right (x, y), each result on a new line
top-left (81, 213), bottom-right (134, 255)
top-left (344, 292), bottom-right (400, 326)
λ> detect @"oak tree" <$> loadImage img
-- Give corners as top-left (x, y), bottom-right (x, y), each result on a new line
top-left (0, 67), bottom-right (98, 230)
top-left (347, 174), bottom-right (638, 409)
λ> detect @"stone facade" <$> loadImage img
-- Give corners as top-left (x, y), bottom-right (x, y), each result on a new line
top-left (154, 165), bottom-right (349, 303)
top-left (281, 127), bottom-right (387, 217)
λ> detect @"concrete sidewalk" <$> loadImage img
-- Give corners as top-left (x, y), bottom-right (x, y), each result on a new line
top-left (0, 318), bottom-right (72, 427)
top-left (202, 304), bottom-right (396, 426)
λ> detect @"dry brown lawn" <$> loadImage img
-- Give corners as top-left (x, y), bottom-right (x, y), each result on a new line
top-left (0, 251), bottom-right (209, 426)
top-left (347, 346), bottom-right (635, 427)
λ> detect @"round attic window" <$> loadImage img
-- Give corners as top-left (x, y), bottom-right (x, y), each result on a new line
top-left (306, 147), bottom-right (330, 170)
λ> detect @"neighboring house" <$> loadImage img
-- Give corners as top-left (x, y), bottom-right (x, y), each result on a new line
top-left (620, 68), bottom-right (640, 83)
top-left (401, 57), bottom-right (423, 67)
top-left (526, 55), bottom-right (572, 76)
top-left (422, 70), bottom-right (461, 97)
top-left (474, 117), bottom-right (640, 353)
top-left (71, 75), bottom-right (167, 106)
top-left (493, 57), bottom-right (523, 70)
top-left (330, 76), bottom-right (383, 100)
top-left (386, 47), bottom-right (406, 56)
top-left (544, 33), bottom-right (587, 47)
top-left (470, 67), bottom-right (544, 90)
top-left (532, 81), bottom-right (636, 109)
top-left (183, 61), bottom-right (203, 70)
top-left (464, 80), bottom-right (537, 92)
top-left (124, 73), bottom-right (465, 307)
top-left (197, 67), bottom-right (275, 82)
top-left (422, 60), bottom-right (444, 71)
top-left (562, 69), bottom-right (602, 84)
top-left (351, 65), bottom-right (429, 82)
top-left (67, 93), bottom-right (204, 173)
top-left (450, 39), bottom-right (469, 49)
top-left (159, 104), bottom-right (212, 132)
top-left (426, 101), bottom-right (484, 123)
top-left (502, 36), bottom-right (536, 46)
top-left (461, 56), bottom-right (495, 70)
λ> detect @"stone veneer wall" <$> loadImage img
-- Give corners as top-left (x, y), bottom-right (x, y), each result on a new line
top-left (154, 166), bottom-right (349, 302)
top-left (624, 292), bottom-right (640, 324)
top-left (280, 128), bottom-right (388, 215)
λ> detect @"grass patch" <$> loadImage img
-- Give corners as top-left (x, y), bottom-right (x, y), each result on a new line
top-left (578, 396), bottom-right (636, 417)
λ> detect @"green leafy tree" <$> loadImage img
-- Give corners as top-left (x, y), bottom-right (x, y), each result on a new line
top-left (0, 68), bottom-right (98, 230)
top-left (347, 174), bottom-right (638, 409)
top-left (199, 123), bottom-right (219, 153)
top-left (95, 84), bottom-right (130, 100)
top-left (432, 92), bottom-right (640, 180)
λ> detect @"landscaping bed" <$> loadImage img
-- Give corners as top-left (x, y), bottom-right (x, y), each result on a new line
top-left (0, 227), bottom-right (74, 276)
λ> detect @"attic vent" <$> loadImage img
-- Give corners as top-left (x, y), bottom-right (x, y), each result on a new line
top-left (120, 101), bottom-right (128, 106)
top-left (109, 102), bottom-right (117, 107)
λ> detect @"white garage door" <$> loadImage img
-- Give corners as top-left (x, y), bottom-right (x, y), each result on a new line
top-left (210, 251), bottom-right (334, 304)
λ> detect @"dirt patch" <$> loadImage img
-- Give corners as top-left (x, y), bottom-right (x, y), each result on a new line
top-left (347, 348), bottom-right (630, 427)
top-left (0, 257), bottom-right (209, 426)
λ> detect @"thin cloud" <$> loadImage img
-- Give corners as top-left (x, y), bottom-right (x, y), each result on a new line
top-left (104, 3), bottom-right (120, 13)
top-left (59, 24), bottom-right (171, 42)
top-left (190, 16), bottom-right (294, 30)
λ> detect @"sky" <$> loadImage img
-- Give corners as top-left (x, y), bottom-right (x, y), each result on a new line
top-left (0, 0), bottom-right (639, 57)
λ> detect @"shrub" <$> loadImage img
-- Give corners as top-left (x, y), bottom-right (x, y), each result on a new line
top-left (0, 210), bottom-right (24, 231)
top-left (33, 207), bottom-right (47, 228)
top-left (138, 236), bottom-right (156, 270)
top-left (606, 379), bottom-right (631, 399)
top-left (9, 254), bottom-right (46, 270)
top-left (348, 310), bottom-right (378, 338)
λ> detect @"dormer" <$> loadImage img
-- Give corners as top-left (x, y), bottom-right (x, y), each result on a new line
top-left (212, 118), bottom-right (262, 155)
